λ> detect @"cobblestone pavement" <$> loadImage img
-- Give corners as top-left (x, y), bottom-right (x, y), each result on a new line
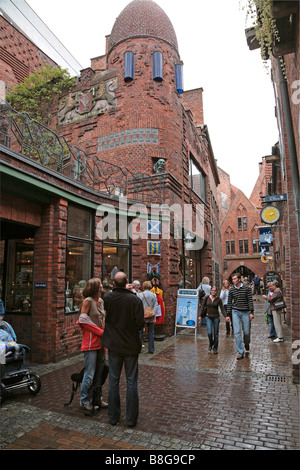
top-left (0, 299), bottom-right (299, 451)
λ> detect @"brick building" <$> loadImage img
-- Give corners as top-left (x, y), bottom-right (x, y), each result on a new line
top-left (245, 0), bottom-right (299, 383)
top-left (217, 164), bottom-right (270, 283)
top-left (0, 0), bottom-right (222, 362)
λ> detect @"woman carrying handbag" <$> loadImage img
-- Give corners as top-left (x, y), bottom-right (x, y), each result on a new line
top-left (263, 281), bottom-right (285, 343)
top-left (139, 281), bottom-right (158, 353)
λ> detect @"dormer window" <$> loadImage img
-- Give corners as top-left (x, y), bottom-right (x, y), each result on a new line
top-left (152, 51), bottom-right (163, 82)
top-left (124, 51), bottom-right (134, 82)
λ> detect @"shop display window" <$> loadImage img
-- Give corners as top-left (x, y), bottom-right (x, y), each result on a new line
top-left (65, 206), bottom-right (93, 313)
top-left (3, 239), bottom-right (34, 313)
top-left (102, 245), bottom-right (130, 293)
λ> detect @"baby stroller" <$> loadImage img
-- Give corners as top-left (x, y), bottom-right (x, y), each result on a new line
top-left (0, 321), bottom-right (41, 405)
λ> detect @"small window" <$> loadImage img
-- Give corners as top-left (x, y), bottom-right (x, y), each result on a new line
top-left (226, 241), bottom-right (230, 255)
top-left (153, 51), bottom-right (163, 82)
top-left (124, 51), bottom-right (134, 82)
top-left (239, 239), bottom-right (244, 254)
top-left (238, 217), bottom-right (242, 230)
top-left (231, 240), bottom-right (235, 254)
top-left (244, 239), bottom-right (249, 254)
top-left (175, 64), bottom-right (183, 94)
top-left (243, 216), bottom-right (247, 230)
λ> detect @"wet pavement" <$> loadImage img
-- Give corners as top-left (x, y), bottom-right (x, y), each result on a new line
top-left (0, 299), bottom-right (299, 451)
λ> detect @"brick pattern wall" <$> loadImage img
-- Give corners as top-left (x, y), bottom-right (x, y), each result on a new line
top-left (0, 16), bottom-right (57, 89)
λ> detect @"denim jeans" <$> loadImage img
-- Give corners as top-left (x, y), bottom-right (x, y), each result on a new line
top-left (232, 309), bottom-right (251, 355)
top-left (81, 350), bottom-right (97, 405)
top-left (108, 352), bottom-right (139, 426)
top-left (268, 313), bottom-right (277, 337)
top-left (206, 317), bottom-right (220, 351)
top-left (146, 322), bottom-right (154, 353)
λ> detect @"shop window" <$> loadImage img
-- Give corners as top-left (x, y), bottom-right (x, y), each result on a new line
top-left (102, 245), bottom-right (130, 293)
top-left (66, 206), bottom-right (93, 313)
top-left (3, 239), bottom-right (34, 313)
top-left (152, 51), bottom-right (163, 82)
top-left (124, 51), bottom-right (134, 82)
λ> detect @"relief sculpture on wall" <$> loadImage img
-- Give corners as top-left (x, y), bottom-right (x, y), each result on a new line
top-left (58, 77), bottom-right (117, 125)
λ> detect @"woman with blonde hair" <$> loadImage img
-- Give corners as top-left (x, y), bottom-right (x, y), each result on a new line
top-left (220, 279), bottom-right (232, 334)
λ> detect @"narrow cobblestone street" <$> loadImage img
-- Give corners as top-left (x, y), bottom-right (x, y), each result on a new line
top-left (1, 299), bottom-right (299, 451)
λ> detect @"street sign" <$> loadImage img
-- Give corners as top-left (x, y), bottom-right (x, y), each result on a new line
top-left (265, 194), bottom-right (287, 202)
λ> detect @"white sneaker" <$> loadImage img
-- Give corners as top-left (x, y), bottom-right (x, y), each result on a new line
top-left (273, 338), bottom-right (284, 343)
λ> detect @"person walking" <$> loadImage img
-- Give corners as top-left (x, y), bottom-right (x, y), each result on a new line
top-left (197, 277), bottom-right (211, 325)
top-left (199, 286), bottom-right (227, 354)
top-left (77, 278), bottom-right (107, 415)
top-left (253, 274), bottom-right (262, 300)
top-left (227, 272), bottom-right (255, 359)
top-left (220, 279), bottom-right (232, 334)
top-left (262, 281), bottom-right (284, 343)
top-left (139, 281), bottom-right (158, 354)
top-left (264, 282), bottom-right (277, 339)
top-left (102, 271), bottom-right (144, 427)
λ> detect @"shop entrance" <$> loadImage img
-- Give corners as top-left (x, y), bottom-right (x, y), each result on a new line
top-left (1, 222), bottom-right (36, 346)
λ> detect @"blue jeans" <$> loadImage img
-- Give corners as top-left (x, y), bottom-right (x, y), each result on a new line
top-left (206, 317), bottom-right (220, 351)
top-left (108, 352), bottom-right (139, 426)
top-left (81, 350), bottom-right (97, 405)
top-left (146, 322), bottom-right (154, 353)
top-left (232, 309), bottom-right (251, 355)
top-left (268, 313), bottom-right (277, 337)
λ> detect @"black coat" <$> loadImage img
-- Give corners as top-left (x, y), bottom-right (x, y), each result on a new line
top-left (102, 287), bottom-right (145, 355)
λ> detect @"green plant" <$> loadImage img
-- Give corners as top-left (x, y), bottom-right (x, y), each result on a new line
top-left (6, 64), bottom-right (76, 125)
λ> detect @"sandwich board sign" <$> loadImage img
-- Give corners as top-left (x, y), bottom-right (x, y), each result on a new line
top-left (175, 289), bottom-right (199, 338)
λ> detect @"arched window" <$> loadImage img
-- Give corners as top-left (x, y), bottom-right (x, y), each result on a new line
top-left (152, 51), bottom-right (163, 82)
top-left (124, 51), bottom-right (134, 82)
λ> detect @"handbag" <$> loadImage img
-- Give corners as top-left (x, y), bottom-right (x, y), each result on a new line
top-left (142, 292), bottom-right (155, 319)
top-left (274, 300), bottom-right (286, 310)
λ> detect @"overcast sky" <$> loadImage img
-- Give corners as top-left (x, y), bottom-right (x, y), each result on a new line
top-left (26, 0), bottom-right (279, 198)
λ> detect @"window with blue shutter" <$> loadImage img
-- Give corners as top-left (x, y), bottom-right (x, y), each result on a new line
top-left (124, 51), bottom-right (134, 82)
top-left (175, 64), bottom-right (183, 94)
top-left (152, 51), bottom-right (163, 82)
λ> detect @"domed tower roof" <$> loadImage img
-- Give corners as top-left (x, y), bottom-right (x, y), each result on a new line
top-left (107, 0), bottom-right (179, 55)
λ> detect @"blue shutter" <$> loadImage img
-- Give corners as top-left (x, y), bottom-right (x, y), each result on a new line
top-left (175, 64), bottom-right (183, 94)
top-left (124, 51), bottom-right (134, 82)
top-left (152, 51), bottom-right (163, 82)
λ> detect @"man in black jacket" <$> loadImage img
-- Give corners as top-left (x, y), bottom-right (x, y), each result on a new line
top-left (102, 271), bottom-right (144, 427)
top-left (226, 272), bottom-right (254, 360)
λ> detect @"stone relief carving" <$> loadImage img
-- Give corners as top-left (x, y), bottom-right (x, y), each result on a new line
top-left (153, 158), bottom-right (166, 173)
top-left (58, 78), bottom-right (117, 125)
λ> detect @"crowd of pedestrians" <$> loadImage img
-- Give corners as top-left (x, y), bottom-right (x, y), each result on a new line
top-left (75, 270), bottom-right (286, 426)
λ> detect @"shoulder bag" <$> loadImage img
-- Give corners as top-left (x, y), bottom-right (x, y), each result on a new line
top-left (274, 300), bottom-right (286, 311)
top-left (142, 292), bottom-right (155, 319)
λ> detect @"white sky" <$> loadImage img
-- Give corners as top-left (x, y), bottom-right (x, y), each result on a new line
top-left (26, 0), bottom-right (279, 198)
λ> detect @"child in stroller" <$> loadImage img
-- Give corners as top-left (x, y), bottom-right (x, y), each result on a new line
top-left (0, 316), bottom-right (41, 404)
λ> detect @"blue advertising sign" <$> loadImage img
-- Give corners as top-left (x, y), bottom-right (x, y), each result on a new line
top-left (259, 227), bottom-right (273, 246)
top-left (265, 194), bottom-right (287, 202)
top-left (175, 289), bottom-right (199, 338)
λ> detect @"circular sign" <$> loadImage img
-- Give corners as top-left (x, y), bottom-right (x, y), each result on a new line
top-left (261, 206), bottom-right (280, 224)
top-left (261, 254), bottom-right (268, 263)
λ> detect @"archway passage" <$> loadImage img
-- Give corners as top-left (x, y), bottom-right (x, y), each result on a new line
top-left (228, 266), bottom-right (255, 283)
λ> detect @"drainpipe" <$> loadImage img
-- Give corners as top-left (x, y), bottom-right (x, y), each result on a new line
top-left (277, 57), bottom-right (300, 243)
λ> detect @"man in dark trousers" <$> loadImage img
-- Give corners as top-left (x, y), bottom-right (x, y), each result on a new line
top-left (226, 272), bottom-right (254, 360)
top-left (102, 271), bottom-right (144, 427)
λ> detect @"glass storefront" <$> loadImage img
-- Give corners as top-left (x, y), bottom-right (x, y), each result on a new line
top-left (65, 205), bottom-right (93, 313)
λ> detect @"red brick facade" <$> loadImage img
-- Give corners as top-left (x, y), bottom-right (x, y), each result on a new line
top-left (0, 0), bottom-right (222, 362)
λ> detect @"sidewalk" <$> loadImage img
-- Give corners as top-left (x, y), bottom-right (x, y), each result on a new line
top-left (0, 299), bottom-right (299, 451)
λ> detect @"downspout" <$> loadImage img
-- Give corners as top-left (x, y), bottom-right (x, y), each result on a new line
top-left (277, 57), bottom-right (300, 243)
